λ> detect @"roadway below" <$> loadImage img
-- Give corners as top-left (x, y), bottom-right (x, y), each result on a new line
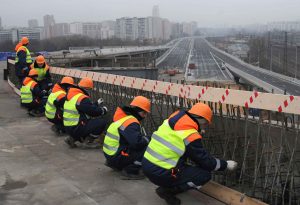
top-left (205, 39), bottom-right (300, 95)
top-left (0, 61), bottom-right (224, 205)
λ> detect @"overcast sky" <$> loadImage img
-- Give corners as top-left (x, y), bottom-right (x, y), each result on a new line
top-left (1, 0), bottom-right (300, 27)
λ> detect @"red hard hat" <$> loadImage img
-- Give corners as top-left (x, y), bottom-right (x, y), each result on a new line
top-left (78, 77), bottom-right (93, 89)
top-left (61, 76), bottom-right (74, 85)
top-left (188, 103), bottom-right (213, 124)
top-left (21, 37), bottom-right (29, 45)
top-left (36, 55), bottom-right (45, 64)
top-left (130, 96), bottom-right (151, 113)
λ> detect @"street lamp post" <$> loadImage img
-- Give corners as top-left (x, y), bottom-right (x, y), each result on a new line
top-left (295, 45), bottom-right (298, 79)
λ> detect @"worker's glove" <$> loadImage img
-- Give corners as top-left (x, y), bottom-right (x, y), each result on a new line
top-left (226, 160), bottom-right (238, 171)
top-left (102, 106), bottom-right (108, 115)
top-left (97, 98), bottom-right (104, 105)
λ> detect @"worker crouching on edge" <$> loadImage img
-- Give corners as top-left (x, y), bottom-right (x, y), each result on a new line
top-left (103, 96), bottom-right (151, 180)
top-left (142, 103), bottom-right (238, 205)
top-left (45, 76), bottom-right (74, 135)
top-left (20, 69), bottom-right (47, 117)
top-left (63, 77), bottom-right (108, 148)
top-left (30, 55), bottom-right (53, 91)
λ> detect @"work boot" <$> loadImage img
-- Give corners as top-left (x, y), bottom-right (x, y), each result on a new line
top-left (51, 125), bottom-right (63, 136)
top-left (104, 160), bottom-right (121, 172)
top-left (83, 135), bottom-right (100, 148)
top-left (64, 136), bottom-right (77, 148)
top-left (120, 170), bottom-right (145, 180)
top-left (28, 109), bottom-right (44, 117)
top-left (155, 187), bottom-right (181, 205)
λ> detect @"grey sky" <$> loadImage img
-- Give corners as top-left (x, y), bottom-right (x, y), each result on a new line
top-left (1, 0), bottom-right (300, 27)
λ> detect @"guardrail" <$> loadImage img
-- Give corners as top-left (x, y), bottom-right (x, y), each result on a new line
top-left (6, 59), bottom-right (300, 205)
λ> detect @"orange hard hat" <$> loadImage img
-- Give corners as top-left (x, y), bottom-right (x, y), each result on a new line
top-left (36, 55), bottom-right (45, 64)
top-left (78, 77), bottom-right (93, 89)
top-left (60, 76), bottom-right (74, 85)
top-left (21, 37), bottom-right (29, 45)
top-left (28, 69), bottom-right (38, 77)
top-left (130, 96), bottom-right (151, 113)
top-left (188, 103), bottom-right (212, 124)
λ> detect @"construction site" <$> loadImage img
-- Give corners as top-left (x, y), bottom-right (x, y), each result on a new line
top-left (1, 35), bottom-right (300, 205)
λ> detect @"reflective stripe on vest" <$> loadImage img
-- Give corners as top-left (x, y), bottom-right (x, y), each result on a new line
top-left (15, 46), bottom-right (32, 64)
top-left (45, 90), bottom-right (65, 119)
top-left (63, 93), bottom-right (83, 127)
top-left (103, 115), bottom-right (137, 156)
top-left (32, 65), bottom-right (49, 81)
top-left (20, 81), bottom-right (34, 103)
top-left (144, 120), bottom-right (198, 169)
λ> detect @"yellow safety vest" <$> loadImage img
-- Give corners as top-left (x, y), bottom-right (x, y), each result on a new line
top-left (63, 93), bottom-right (84, 127)
top-left (15, 46), bottom-right (32, 64)
top-left (45, 90), bottom-right (65, 119)
top-left (144, 120), bottom-right (198, 170)
top-left (20, 80), bottom-right (35, 104)
top-left (103, 115), bottom-right (137, 156)
top-left (31, 65), bottom-right (49, 81)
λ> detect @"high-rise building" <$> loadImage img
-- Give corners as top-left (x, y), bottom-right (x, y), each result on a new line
top-left (28, 19), bottom-right (39, 28)
top-left (152, 5), bottom-right (160, 17)
top-left (53, 23), bottom-right (70, 37)
top-left (0, 28), bottom-right (41, 42)
top-left (162, 19), bottom-right (172, 40)
top-left (100, 20), bottom-right (115, 39)
top-left (70, 22), bottom-right (83, 35)
top-left (0, 17), bottom-right (2, 30)
top-left (116, 17), bottom-right (139, 40)
top-left (43, 14), bottom-right (55, 38)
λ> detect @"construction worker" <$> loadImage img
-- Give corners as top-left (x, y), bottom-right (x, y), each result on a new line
top-left (63, 77), bottom-right (108, 148)
top-left (142, 103), bottom-right (238, 205)
top-left (30, 55), bottom-right (53, 91)
top-left (45, 76), bottom-right (74, 135)
top-left (15, 37), bottom-right (32, 88)
top-left (103, 96), bottom-right (151, 179)
top-left (20, 69), bottom-right (47, 116)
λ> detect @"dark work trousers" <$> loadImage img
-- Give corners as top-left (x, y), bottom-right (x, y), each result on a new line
top-left (67, 117), bottom-right (108, 142)
top-left (21, 99), bottom-right (45, 112)
top-left (47, 111), bottom-right (65, 132)
top-left (105, 147), bottom-right (146, 175)
top-left (144, 163), bottom-right (212, 192)
top-left (38, 79), bottom-right (52, 91)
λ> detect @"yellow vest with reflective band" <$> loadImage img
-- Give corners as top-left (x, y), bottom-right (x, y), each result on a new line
top-left (32, 65), bottom-right (49, 81)
top-left (20, 80), bottom-right (35, 104)
top-left (45, 90), bottom-right (65, 119)
top-left (63, 93), bottom-right (84, 127)
top-left (144, 120), bottom-right (198, 170)
top-left (15, 46), bottom-right (32, 64)
top-left (103, 115), bottom-right (137, 156)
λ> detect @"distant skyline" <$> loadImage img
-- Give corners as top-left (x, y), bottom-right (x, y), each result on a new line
top-left (1, 0), bottom-right (300, 28)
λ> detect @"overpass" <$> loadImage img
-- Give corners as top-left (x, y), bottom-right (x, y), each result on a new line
top-left (4, 58), bottom-right (300, 205)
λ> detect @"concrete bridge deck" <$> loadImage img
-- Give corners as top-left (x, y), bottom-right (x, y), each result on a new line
top-left (0, 61), bottom-right (224, 205)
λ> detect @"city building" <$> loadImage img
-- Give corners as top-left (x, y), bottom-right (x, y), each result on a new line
top-left (43, 14), bottom-right (55, 38)
top-left (28, 19), bottom-right (39, 28)
top-left (0, 28), bottom-right (41, 42)
top-left (152, 5), bottom-right (160, 18)
top-left (100, 20), bottom-right (115, 39)
top-left (0, 17), bottom-right (2, 30)
top-left (53, 23), bottom-right (70, 37)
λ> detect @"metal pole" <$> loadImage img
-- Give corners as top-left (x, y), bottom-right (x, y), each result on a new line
top-left (270, 45), bottom-right (273, 71)
top-left (295, 46), bottom-right (298, 79)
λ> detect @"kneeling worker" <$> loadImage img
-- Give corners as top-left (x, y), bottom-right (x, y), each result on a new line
top-left (142, 103), bottom-right (238, 205)
top-left (30, 55), bottom-right (52, 91)
top-left (103, 96), bottom-right (151, 179)
top-left (64, 77), bottom-right (108, 147)
top-left (45, 76), bottom-right (74, 134)
top-left (20, 69), bottom-right (46, 116)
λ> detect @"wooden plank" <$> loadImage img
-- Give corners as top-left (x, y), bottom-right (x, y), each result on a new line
top-left (201, 181), bottom-right (268, 205)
